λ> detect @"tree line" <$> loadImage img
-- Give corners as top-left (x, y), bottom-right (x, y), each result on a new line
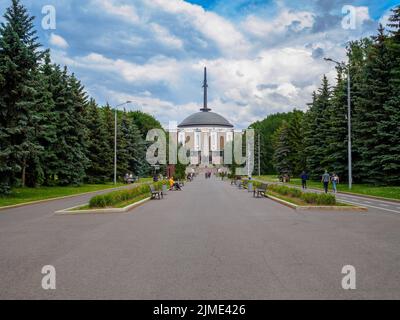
top-left (252, 6), bottom-right (400, 186)
top-left (0, 0), bottom-right (161, 194)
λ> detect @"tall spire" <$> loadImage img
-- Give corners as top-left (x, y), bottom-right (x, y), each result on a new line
top-left (201, 67), bottom-right (211, 112)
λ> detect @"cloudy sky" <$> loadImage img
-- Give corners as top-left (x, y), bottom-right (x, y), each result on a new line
top-left (1, 0), bottom-right (398, 128)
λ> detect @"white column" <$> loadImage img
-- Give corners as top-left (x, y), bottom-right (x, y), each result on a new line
top-left (202, 130), bottom-right (209, 165)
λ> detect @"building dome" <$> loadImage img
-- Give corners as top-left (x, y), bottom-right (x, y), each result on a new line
top-left (178, 67), bottom-right (233, 129)
top-left (178, 111), bottom-right (233, 128)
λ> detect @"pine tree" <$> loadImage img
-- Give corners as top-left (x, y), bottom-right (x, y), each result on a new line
top-left (249, 113), bottom-right (294, 174)
top-left (101, 103), bottom-right (116, 180)
top-left (354, 25), bottom-right (392, 185)
top-left (324, 65), bottom-right (349, 179)
top-left (304, 76), bottom-right (332, 179)
top-left (272, 111), bottom-right (305, 177)
top-left (127, 120), bottom-right (149, 177)
top-left (117, 112), bottom-right (131, 179)
top-left (52, 69), bottom-right (89, 185)
top-left (33, 53), bottom-right (58, 186)
top-left (272, 121), bottom-right (292, 176)
top-left (378, 6), bottom-right (400, 184)
top-left (286, 110), bottom-right (305, 175)
top-left (0, 0), bottom-right (43, 193)
top-left (84, 99), bottom-right (112, 183)
top-left (346, 39), bottom-right (372, 183)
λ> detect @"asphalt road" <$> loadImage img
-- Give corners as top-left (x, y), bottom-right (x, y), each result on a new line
top-left (1, 177), bottom-right (400, 299)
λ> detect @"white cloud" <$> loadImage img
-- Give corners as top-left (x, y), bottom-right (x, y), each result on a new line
top-left (47, 0), bottom-right (383, 128)
top-left (242, 9), bottom-right (315, 38)
top-left (52, 40), bottom-right (337, 128)
top-left (52, 51), bottom-right (184, 85)
top-left (379, 9), bottom-right (393, 29)
top-left (355, 6), bottom-right (372, 27)
top-left (49, 33), bottom-right (69, 49)
top-left (91, 0), bottom-right (140, 24)
top-left (149, 23), bottom-right (184, 50)
top-left (146, 0), bottom-right (249, 56)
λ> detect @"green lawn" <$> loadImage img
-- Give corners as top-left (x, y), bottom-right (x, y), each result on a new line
top-left (0, 178), bottom-right (152, 208)
top-left (257, 175), bottom-right (400, 201)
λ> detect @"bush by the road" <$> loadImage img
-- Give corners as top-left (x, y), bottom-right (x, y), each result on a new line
top-left (255, 182), bottom-right (336, 205)
top-left (89, 183), bottom-right (158, 208)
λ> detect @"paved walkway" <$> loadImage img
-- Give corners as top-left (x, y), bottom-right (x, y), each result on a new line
top-left (1, 177), bottom-right (400, 299)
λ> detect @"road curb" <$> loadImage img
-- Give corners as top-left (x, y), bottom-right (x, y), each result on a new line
top-left (55, 197), bottom-right (151, 215)
top-left (253, 179), bottom-right (400, 204)
top-left (266, 194), bottom-right (368, 212)
top-left (0, 182), bottom-right (152, 212)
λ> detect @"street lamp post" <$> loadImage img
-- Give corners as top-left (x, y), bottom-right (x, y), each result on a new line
top-left (258, 132), bottom-right (261, 177)
top-left (324, 57), bottom-right (352, 189)
top-left (114, 101), bottom-right (132, 185)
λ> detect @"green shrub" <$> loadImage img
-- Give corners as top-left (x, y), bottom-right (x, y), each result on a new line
top-left (89, 184), bottom-right (152, 208)
top-left (267, 183), bottom-right (336, 205)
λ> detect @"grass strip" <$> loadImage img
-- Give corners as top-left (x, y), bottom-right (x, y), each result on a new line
top-left (257, 175), bottom-right (400, 201)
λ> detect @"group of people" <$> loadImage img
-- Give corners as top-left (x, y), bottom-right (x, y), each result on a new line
top-left (321, 171), bottom-right (340, 194)
top-left (205, 171), bottom-right (212, 179)
top-left (300, 171), bottom-right (340, 193)
top-left (153, 174), bottom-right (183, 191)
top-left (169, 177), bottom-right (182, 191)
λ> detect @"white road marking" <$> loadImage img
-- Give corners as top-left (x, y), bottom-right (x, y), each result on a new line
top-left (340, 200), bottom-right (400, 214)
top-left (380, 204), bottom-right (389, 207)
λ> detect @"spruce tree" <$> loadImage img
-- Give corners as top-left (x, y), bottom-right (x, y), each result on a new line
top-left (34, 53), bottom-right (59, 186)
top-left (0, 0), bottom-right (43, 193)
top-left (324, 65), bottom-right (349, 179)
top-left (286, 110), bottom-right (305, 175)
top-left (272, 111), bottom-right (305, 177)
top-left (101, 103), bottom-right (116, 180)
top-left (127, 120), bottom-right (149, 177)
top-left (378, 6), bottom-right (400, 185)
top-left (84, 99), bottom-right (112, 183)
top-left (117, 112), bottom-right (131, 179)
top-left (52, 69), bottom-right (89, 185)
top-left (272, 121), bottom-right (292, 176)
top-left (354, 25), bottom-right (392, 185)
top-left (346, 39), bottom-right (372, 183)
top-left (304, 76), bottom-right (331, 179)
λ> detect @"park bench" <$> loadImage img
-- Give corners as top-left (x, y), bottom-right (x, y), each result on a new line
top-left (150, 184), bottom-right (163, 200)
top-left (253, 183), bottom-right (268, 198)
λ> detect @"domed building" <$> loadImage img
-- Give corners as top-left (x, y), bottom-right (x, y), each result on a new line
top-left (177, 67), bottom-right (234, 166)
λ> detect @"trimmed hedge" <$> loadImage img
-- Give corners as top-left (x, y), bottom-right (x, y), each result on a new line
top-left (253, 181), bottom-right (336, 205)
top-left (89, 183), bottom-right (158, 208)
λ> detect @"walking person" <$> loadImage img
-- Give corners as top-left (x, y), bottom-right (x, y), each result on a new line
top-left (331, 173), bottom-right (339, 194)
top-left (300, 171), bottom-right (309, 190)
top-left (321, 170), bottom-right (331, 193)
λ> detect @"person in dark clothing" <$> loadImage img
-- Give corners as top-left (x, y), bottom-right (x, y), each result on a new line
top-left (321, 170), bottom-right (331, 193)
top-left (300, 171), bottom-right (309, 190)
